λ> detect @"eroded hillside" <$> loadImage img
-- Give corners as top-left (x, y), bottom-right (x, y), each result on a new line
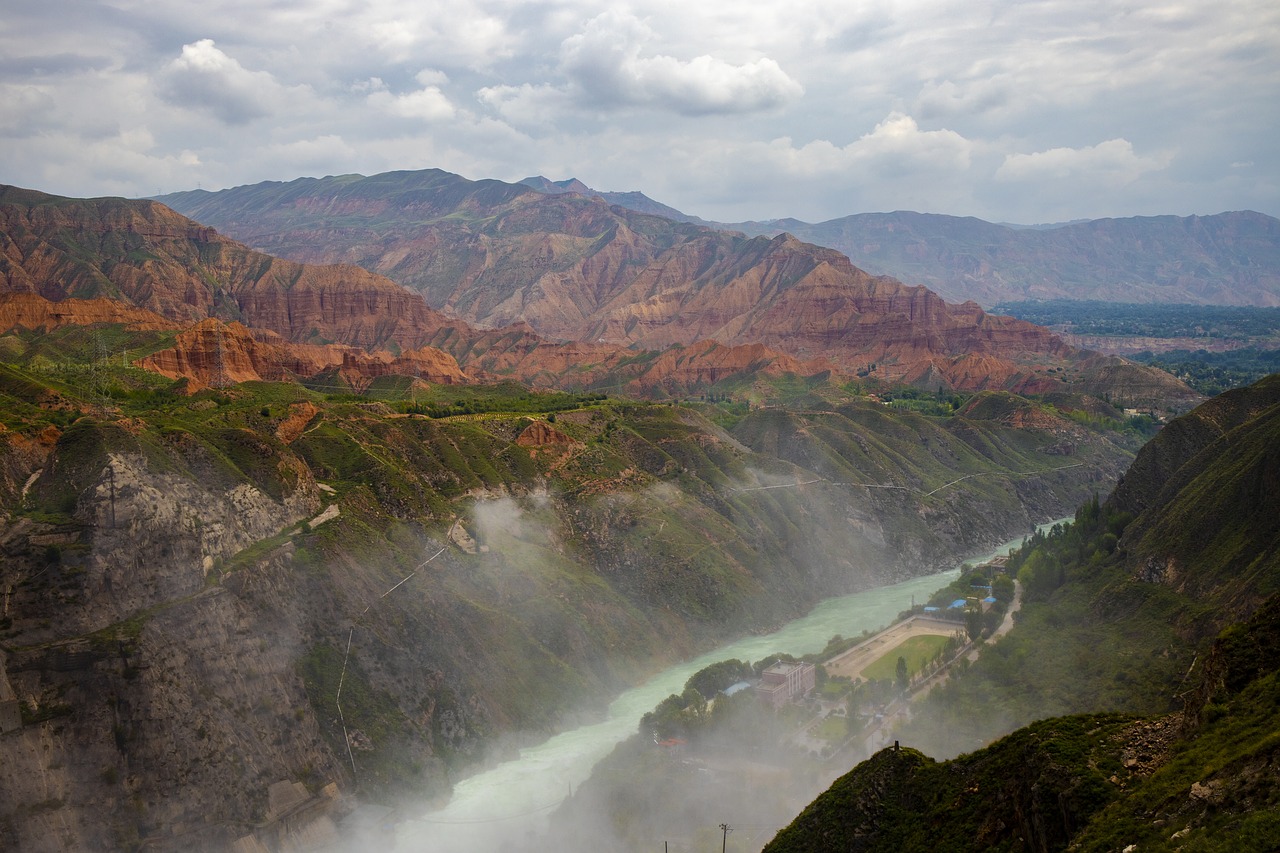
top-left (0, 331), bottom-right (1137, 850)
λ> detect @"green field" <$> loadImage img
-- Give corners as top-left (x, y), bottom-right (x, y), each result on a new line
top-left (860, 634), bottom-right (952, 681)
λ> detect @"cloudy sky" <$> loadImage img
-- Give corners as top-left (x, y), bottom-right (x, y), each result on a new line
top-left (2, 0), bottom-right (1277, 224)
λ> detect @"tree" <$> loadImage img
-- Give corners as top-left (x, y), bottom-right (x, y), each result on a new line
top-left (992, 575), bottom-right (1015, 604)
top-left (895, 656), bottom-right (909, 693)
top-left (966, 607), bottom-right (983, 642)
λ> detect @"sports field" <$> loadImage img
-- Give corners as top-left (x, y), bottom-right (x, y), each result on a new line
top-left (824, 617), bottom-right (962, 682)
top-left (859, 634), bottom-right (951, 680)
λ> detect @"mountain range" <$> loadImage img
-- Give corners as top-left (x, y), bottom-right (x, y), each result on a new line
top-left (152, 170), bottom-right (1196, 404)
top-left (1, 168), bottom-right (1267, 851)
top-left (513, 178), bottom-right (1280, 308)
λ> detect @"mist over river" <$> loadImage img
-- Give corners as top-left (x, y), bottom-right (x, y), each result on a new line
top-left (395, 523), bottom-right (1066, 851)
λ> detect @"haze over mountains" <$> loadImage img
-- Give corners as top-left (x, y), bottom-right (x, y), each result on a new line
top-left (514, 177), bottom-right (1280, 308)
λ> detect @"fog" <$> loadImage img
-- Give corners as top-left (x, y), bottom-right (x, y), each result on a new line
top-left (390, 569), bottom-right (961, 851)
top-left (304, 465), bottom-right (1062, 853)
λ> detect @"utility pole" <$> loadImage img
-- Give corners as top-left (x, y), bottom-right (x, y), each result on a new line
top-left (720, 823), bottom-right (732, 853)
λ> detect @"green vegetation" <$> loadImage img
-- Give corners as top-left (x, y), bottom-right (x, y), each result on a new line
top-left (1131, 346), bottom-right (1280, 395)
top-left (901, 498), bottom-right (1194, 757)
top-left (766, 374), bottom-right (1280, 852)
top-left (860, 636), bottom-right (951, 681)
top-left (994, 300), bottom-right (1280, 395)
top-left (396, 384), bottom-right (609, 418)
top-left (994, 300), bottom-right (1280, 340)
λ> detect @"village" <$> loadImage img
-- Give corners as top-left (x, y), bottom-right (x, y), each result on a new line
top-left (644, 554), bottom-right (1019, 765)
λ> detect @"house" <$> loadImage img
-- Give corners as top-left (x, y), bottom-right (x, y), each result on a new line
top-left (755, 661), bottom-right (816, 709)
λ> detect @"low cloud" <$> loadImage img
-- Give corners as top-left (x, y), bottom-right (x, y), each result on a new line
top-left (765, 113), bottom-right (974, 177)
top-left (365, 70), bottom-right (456, 122)
top-left (996, 138), bottom-right (1173, 184)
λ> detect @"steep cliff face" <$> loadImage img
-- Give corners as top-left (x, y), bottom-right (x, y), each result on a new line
top-left (0, 292), bottom-right (175, 333)
top-left (155, 170), bottom-right (1119, 394)
top-left (0, 351), bottom-right (1139, 850)
top-left (0, 184), bottom-right (456, 351)
top-left (1105, 375), bottom-right (1280, 615)
top-left (0, 414), bottom-right (342, 851)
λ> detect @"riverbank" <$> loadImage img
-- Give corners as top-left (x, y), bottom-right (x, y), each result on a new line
top-left (392, 519), bottom-right (1068, 851)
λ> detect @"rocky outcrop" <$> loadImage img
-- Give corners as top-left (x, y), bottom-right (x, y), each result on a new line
top-left (154, 170), bottom-right (1136, 395)
top-left (630, 339), bottom-right (837, 391)
top-left (137, 319), bottom-right (466, 392)
top-left (0, 293), bottom-right (175, 333)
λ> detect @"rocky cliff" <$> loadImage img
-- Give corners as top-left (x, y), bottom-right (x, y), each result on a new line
top-left (0, 184), bottom-right (456, 351)
top-left (0, 338), bottom-right (1140, 850)
top-left (0, 292), bottom-right (174, 333)
top-left (137, 318), bottom-right (466, 392)
top-left (156, 170), bottom-right (1149, 395)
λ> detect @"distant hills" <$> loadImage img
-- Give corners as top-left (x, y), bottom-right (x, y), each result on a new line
top-left (153, 170), bottom-right (1197, 405)
top-left (509, 178), bottom-right (1280, 308)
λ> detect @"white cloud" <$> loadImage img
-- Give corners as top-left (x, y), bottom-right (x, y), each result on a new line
top-left (996, 139), bottom-right (1173, 185)
top-left (366, 72), bottom-right (457, 122)
top-left (476, 82), bottom-right (570, 129)
top-left (159, 39), bottom-right (293, 125)
top-left (762, 113), bottom-right (973, 178)
top-left (0, 84), bottom-right (55, 136)
top-left (0, 0), bottom-right (1275, 222)
top-left (578, 10), bottom-right (803, 114)
top-left (486, 10), bottom-right (803, 121)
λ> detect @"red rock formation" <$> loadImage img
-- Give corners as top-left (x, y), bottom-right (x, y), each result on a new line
top-left (1, 180), bottom-right (1199, 405)
top-left (152, 172), bottom-right (1097, 393)
top-left (514, 421), bottom-right (578, 460)
top-left (0, 293), bottom-right (176, 333)
top-left (137, 319), bottom-right (465, 393)
top-left (0, 185), bottom-right (456, 352)
top-left (275, 402), bottom-right (320, 444)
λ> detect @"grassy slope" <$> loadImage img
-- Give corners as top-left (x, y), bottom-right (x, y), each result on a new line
top-left (0, 323), bottom-right (1138, 813)
top-left (763, 374), bottom-right (1280, 852)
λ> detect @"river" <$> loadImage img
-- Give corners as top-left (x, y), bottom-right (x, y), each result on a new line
top-left (394, 521), bottom-right (1066, 851)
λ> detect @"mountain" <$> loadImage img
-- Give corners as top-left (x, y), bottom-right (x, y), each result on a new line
top-left (763, 374), bottom-right (1280, 851)
top-left (0, 318), bottom-right (1137, 850)
top-left (154, 170), bottom-right (1197, 401)
top-left (727, 211), bottom-right (1280, 308)
top-left (519, 175), bottom-right (702, 223)
top-left (0, 185), bottom-right (850, 399)
top-left (511, 179), bottom-right (1280, 309)
top-left (0, 184), bottom-right (456, 351)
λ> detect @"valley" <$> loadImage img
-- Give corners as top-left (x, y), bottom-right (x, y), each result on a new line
top-left (0, 173), bottom-right (1274, 853)
top-left (4, 0), bottom-right (1279, 847)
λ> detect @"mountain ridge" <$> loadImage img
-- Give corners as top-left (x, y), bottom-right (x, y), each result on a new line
top-left (507, 179), bottom-right (1280, 308)
top-left (154, 170), bottom-right (1199, 403)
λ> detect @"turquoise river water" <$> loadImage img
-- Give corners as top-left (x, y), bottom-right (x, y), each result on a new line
top-left (396, 520), bottom-right (1067, 851)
